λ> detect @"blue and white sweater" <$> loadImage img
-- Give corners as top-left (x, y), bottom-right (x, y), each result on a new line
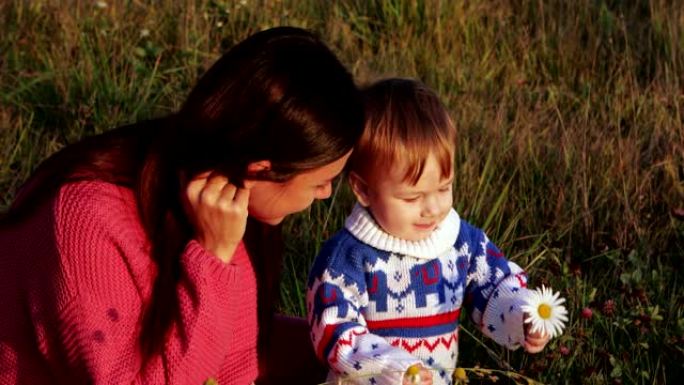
top-left (307, 205), bottom-right (530, 385)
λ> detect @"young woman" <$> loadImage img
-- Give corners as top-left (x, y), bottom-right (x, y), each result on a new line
top-left (0, 27), bottom-right (364, 384)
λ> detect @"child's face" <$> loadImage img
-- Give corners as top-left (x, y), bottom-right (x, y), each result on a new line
top-left (356, 152), bottom-right (454, 241)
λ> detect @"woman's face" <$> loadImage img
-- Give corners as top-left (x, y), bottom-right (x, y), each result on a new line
top-left (247, 152), bottom-right (352, 225)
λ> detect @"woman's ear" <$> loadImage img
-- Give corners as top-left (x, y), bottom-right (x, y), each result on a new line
top-left (348, 171), bottom-right (371, 207)
top-left (246, 160), bottom-right (272, 176)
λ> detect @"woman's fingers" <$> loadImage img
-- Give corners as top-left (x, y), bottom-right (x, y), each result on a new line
top-left (185, 176), bottom-right (208, 211)
top-left (201, 174), bottom-right (230, 201)
top-left (233, 185), bottom-right (251, 207)
top-left (183, 171), bottom-right (251, 263)
top-left (216, 181), bottom-right (237, 207)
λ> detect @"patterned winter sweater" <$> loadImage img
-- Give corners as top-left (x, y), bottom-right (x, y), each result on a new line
top-left (307, 204), bottom-right (530, 385)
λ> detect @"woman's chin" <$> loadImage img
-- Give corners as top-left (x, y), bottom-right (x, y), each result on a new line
top-left (250, 214), bottom-right (285, 226)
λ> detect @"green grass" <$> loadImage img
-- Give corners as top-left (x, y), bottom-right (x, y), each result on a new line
top-left (1, 0), bottom-right (682, 383)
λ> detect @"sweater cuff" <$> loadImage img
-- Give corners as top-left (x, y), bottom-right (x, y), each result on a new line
top-left (481, 275), bottom-right (529, 350)
top-left (181, 239), bottom-right (238, 283)
top-left (329, 330), bottom-right (421, 385)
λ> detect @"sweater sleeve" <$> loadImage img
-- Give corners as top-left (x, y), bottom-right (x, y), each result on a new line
top-left (307, 248), bottom-right (420, 385)
top-left (44, 181), bottom-right (247, 384)
top-left (463, 227), bottom-right (529, 350)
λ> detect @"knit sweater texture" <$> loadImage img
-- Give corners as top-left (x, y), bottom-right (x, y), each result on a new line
top-left (307, 204), bottom-right (529, 385)
top-left (0, 181), bottom-right (258, 384)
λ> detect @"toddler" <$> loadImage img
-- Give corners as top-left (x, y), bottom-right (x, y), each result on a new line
top-left (307, 78), bottom-right (551, 385)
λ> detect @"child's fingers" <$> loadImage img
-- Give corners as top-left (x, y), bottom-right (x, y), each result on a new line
top-left (524, 332), bottom-right (550, 353)
top-left (421, 368), bottom-right (433, 385)
top-left (524, 340), bottom-right (545, 353)
top-left (526, 334), bottom-right (546, 345)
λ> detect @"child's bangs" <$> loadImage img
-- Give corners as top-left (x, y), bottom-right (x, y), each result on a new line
top-left (400, 125), bottom-right (454, 185)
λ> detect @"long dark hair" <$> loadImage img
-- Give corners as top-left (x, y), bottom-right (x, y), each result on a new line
top-left (2, 27), bottom-right (364, 361)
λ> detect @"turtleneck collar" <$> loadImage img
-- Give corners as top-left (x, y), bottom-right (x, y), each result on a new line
top-left (344, 203), bottom-right (461, 259)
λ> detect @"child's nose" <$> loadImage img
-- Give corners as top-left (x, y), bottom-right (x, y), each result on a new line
top-left (422, 194), bottom-right (440, 216)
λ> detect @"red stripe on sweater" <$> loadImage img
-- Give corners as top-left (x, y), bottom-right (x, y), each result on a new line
top-left (317, 325), bottom-right (338, 361)
top-left (515, 273), bottom-right (527, 288)
top-left (318, 325), bottom-right (367, 363)
top-left (401, 340), bottom-right (422, 353)
top-left (388, 331), bottom-right (459, 353)
top-left (366, 309), bottom-right (461, 329)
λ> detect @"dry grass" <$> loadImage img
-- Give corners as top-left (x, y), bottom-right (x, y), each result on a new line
top-left (2, 1), bottom-right (682, 383)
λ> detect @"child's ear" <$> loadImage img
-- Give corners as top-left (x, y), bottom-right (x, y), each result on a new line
top-left (348, 171), bottom-right (371, 207)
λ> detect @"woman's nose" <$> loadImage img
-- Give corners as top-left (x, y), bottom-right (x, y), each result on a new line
top-left (315, 182), bottom-right (332, 200)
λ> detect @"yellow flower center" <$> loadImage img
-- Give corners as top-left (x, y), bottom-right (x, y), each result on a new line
top-left (406, 364), bottom-right (421, 376)
top-left (538, 303), bottom-right (552, 319)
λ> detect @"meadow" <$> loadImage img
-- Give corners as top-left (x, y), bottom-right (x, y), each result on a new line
top-left (1, 0), bottom-right (682, 383)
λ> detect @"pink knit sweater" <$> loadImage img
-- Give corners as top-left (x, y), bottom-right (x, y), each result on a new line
top-left (0, 181), bottom-right (258, 384)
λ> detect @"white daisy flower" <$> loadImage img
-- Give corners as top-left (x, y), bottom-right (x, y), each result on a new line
top-left (520, 285), bottom-right (568, 338)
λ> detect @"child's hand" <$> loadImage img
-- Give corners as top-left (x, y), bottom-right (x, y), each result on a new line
top-left (184, 172), bottom-right (252, 263)
top-left (402, 363), bottom-right (433, 385)
top-left (522, 316), bottom-right (551, 353)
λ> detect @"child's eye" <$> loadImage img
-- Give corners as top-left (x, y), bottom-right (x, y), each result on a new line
top-left (402, 196), bottom-right (420, 202)
top-left (439, 186), bottom-right (452, 192)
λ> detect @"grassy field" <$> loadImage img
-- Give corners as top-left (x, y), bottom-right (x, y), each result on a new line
top-left (1, 0), bottom-right (682, 383)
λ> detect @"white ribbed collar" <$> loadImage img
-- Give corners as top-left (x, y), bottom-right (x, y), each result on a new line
top-left (344, 203), bottom-right (461, 259)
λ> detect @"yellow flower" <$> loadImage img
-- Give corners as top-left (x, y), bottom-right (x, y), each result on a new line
top-left (405, 364), bottom-right (422, 384)
top-left (453, 367), bottom-right (468, 382)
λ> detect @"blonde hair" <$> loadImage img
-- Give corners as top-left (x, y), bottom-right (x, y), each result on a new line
top-left (349, 78), bottom-right (456, 184)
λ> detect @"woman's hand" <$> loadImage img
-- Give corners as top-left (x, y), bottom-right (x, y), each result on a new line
top-left (523, 315), bottom-right (552, 353)
top-left (184, 172), bottom-right (252, 263)
top-left (403, 363), bottom-right (433, 385)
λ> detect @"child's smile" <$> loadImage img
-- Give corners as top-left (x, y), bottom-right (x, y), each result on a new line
top-left (413, 221), bottom-right (437, 232)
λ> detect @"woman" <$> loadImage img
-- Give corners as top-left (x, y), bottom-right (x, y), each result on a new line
top-left (0, 27), bottom-right (364, 384)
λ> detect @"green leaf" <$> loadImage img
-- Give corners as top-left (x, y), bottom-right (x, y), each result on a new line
top-left (620, 273), bottom-right (631, 285)
top-left (610, 365), bottom-right (622, 378)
